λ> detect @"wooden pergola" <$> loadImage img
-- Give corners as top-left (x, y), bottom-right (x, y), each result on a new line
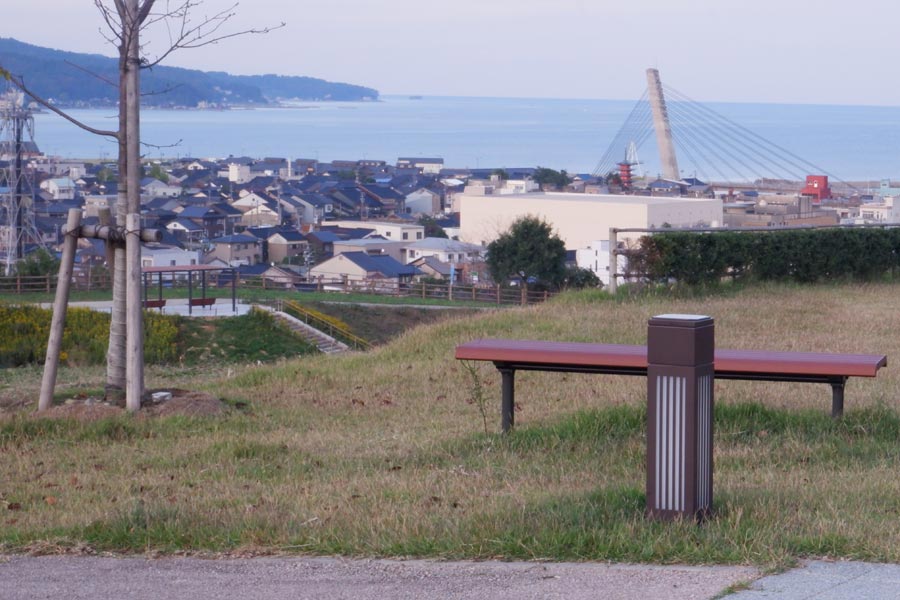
top-left (141, 264), bottom-right (238, 315)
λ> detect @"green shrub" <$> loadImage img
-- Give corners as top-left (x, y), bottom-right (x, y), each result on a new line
top-left (638, 228), bottom-right (900, 286)
top-left (0, 305), bottom-right (179, 367)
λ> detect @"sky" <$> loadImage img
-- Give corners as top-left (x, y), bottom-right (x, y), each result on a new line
top-left (1, 0), bottom-right (898, 106)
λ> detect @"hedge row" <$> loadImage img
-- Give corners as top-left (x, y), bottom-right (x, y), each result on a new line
top-left (0, 305), bottom-right (179, 368)
top-left (635, 228), bottom-right (900, 286)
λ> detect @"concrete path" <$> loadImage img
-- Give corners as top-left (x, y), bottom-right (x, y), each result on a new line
top-left (724, 560), bottom-right (900, 599)
top-left (42, 299), bottom-right (253, 318)
top-left (4, 556), bottom-right (900, 599)
top-left (0, 556), bottom-right (755, 600)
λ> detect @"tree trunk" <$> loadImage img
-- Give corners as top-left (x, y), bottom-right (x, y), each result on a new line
top-left (125, 0), bottom-right (144, 412)
top-left (105, 42), bottom-right (128, 405)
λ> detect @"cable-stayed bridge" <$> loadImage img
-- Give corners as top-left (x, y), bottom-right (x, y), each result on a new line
top-left (593, 69), bottom-right (855, 194)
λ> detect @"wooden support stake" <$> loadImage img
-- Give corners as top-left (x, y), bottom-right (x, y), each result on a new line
top-left (608, 227), bottom-right (618, 294)
top-left (38, 209), bottom-right (82, 412)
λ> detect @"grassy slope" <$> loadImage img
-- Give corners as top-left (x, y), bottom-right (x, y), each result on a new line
top-left (1, 282), bottom-right (899, 566)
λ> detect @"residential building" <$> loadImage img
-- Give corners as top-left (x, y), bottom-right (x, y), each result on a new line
top-left (140, 245), bottom-right (201, 269)
top-left (267, 230), bottom-right (309, 264)
top-left (327, 219), bottom-right (424, 242)
top-left (404, 187), bottom-right (441, 215)
top-left (400, 237), bottom-right (485, 264)
top-left (397, 157), bottom-right (444, 175)
top-left (206, 233), bottom-right (262, 266)
top-left (309, 251), bottom-right (421, 292)
top-left (332, 238), bottom-right (407, 263)
top-left (39, 177), bottom-right (76, 200)
top-left (857, 196), bottom-right (900, 223)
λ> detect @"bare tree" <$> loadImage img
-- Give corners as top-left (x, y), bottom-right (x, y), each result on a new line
top-left (1, 1), bottom-right (282, 411)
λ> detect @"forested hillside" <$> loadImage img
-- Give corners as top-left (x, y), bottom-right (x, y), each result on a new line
top-left (0, 38), bottom-right (378, 107)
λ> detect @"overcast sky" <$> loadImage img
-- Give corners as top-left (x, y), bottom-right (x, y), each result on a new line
top-left (1, 0), bottom-right (897, 106)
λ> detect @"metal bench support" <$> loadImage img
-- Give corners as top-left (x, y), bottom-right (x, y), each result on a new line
top-left (831, 377), bottom-right (847, 418)
top-left (498, 366), bottom-right (515, 433)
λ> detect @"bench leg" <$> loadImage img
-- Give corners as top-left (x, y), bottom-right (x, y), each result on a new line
top-left (498, 367), bottom-right (515, 433)
top-left (830, 377), bottom-right (847, 418)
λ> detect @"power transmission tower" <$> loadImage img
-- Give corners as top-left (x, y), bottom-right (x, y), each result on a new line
top-left (0, 89), bottom-right (41, 275)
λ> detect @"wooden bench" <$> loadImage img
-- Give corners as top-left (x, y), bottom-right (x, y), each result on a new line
top-left (455, 339), bottom-right (887, 432)
top-left (143, 299), bottom-right (167, 309)
top-left (188, 297), bottom-right (216, 308)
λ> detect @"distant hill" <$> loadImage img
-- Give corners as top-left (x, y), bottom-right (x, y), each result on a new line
top-left (0, 38), bottom-right (379, 107)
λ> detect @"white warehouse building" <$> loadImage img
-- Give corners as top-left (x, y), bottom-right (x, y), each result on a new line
top-left (458, 192), bottom-right (724, 284)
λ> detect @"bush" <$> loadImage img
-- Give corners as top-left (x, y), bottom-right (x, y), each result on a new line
top-left (637, 228), bottom-right (900, 286)
top-left (0, 305), bottom-right (179, 367)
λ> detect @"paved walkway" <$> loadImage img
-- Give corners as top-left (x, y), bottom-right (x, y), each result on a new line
top-left (726, 560), bottom-right (900, 599)
top-left (43, 299), bottom-right (252, 318)
top-left (0, 556), bottom-right (755, 600)
top-left (3, 556), bottom-right (899, 599)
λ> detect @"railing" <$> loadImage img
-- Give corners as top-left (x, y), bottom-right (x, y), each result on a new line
top-left (400, 281), bottom-right (551, 306)
top-left (238, 276), bottom-right (553, 306)
top-left (0, 270), bottom-right (553, 308)
top-left (279, 299), bottom-right (373, 351)
top-left (0, 273), bottom-right (112, 294)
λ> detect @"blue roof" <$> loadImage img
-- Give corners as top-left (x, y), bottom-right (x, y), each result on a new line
top-left (169, 218), bottom-right (204, 231)
top-left (338, 252), bottom-right (421, 278)
top-left (212, 234), bottom-right (259, 244)
top-left (179, 206), bottom-right (217, 218)
top-left (237, 264), bottom-right (269, 276)
top-left (307, 231), bottom-right (341, 243)
top-left (269, 230), bottom-right (306, 242)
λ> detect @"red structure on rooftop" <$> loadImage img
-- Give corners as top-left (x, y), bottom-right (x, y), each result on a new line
top-left (800, 175), bottom-right (831, 204)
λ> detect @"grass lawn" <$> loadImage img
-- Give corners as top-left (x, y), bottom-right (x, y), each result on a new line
top-left (1, 281), bottom-right (899, 567)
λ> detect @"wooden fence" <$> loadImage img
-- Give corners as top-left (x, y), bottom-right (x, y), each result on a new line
top-left (1, 272), bottom-right (552, 307)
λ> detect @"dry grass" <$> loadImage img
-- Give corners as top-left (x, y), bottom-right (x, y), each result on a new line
top-left (1, 281), bottom-right (900, 566)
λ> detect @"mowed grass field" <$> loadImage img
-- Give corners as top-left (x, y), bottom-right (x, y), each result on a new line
top-left (1, 281), bottom-right (900, 567)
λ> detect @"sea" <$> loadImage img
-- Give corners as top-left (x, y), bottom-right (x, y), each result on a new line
top-left (30, 95), bottom-right (900, 184)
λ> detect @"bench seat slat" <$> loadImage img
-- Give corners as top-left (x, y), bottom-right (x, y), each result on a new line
top-left (455, 339), bottom-right (646, 370)
top-left (455, 339), bottom-right (886, 379)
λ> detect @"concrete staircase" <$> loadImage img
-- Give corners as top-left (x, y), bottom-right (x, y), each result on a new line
top-left (265, 308), bottom-right (350, 354)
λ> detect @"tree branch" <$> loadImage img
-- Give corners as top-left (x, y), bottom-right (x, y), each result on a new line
top-left (94, 0), bottom-right (125, 44)
top-left (64, 60), bottom-right (118, 89)
top-left (140, 1), bottom-right (284, 69)
top-left (0, 68), bottom-right (119, 139)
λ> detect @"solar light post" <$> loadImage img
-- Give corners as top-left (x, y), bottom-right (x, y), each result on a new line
top-left (646, 314), bottom-right (715, 521)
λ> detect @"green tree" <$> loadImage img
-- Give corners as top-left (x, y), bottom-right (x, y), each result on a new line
top-left (562, 265), bottom-right (601, 289)
top-left (147, 162), bottom-right (169, 183)
top-left (533, 166), bottom-right (571, 189)
top-left (492, 168), bottom-right (510, 180)
top-left (486, 216), bottom-right (567, 288)
top-left (15, 248), bottom-right (60, 277)
top-left (96, 166), bottom-right (113, 183)
top-left (418, 216), bottom-right (448, 238)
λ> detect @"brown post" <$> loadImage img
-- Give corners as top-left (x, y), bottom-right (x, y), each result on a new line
top-left (38, 209), bottom-right (82, 411)
top-left (646, 314), bottom-right (714, 521)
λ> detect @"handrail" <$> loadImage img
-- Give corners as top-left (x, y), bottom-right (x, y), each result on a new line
top-left (281, 299), bottom-right (373, 351)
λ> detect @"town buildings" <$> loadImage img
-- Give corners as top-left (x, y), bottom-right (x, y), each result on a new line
top-left (3, 143), bottom-right (887, 291)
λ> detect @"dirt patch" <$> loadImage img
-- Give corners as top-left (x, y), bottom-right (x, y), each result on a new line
top-left (139, 389), bottom-right (227, 418)
top-left (30, 389), bottom-right (227, 422)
